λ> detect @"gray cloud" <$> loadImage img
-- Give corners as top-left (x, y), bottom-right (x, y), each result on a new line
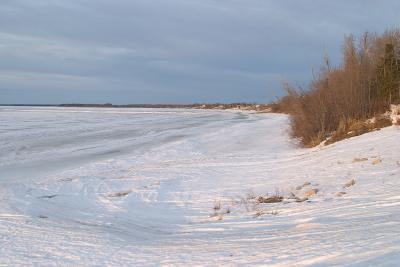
top-left (0, 0), bottom-right (399, 104)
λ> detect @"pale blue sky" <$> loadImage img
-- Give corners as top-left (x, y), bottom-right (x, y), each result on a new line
top-left (0, 0), bottom-right (399, 104)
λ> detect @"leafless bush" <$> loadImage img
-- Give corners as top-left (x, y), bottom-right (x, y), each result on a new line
top-left (275, 29), bottom-right (400, 146)
top-left (257, 190), bottom-right (284, 204)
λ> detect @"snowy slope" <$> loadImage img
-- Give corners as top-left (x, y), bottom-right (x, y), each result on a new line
top-left (0, 107), bottom-right (399, 266)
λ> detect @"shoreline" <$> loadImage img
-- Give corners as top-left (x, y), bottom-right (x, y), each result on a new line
top-left (0, 103), bottom-right (273, 113)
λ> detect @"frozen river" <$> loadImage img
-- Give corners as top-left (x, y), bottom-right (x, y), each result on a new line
top-left (0, 107), bottom-right (399, 266)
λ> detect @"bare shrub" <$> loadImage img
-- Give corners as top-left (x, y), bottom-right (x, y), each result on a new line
top-left (373, 115), bottom-right (393, 129)
top-left (213, 201), bottom-right (221, 211)
top-left (326, 116), bottom-right (392, 144)
top-left (276, 29), bottom-right (400, 146)
top-left (257, 195), bottom-right (283, 204)
top-left (304, 188), bottom-right (319, 197)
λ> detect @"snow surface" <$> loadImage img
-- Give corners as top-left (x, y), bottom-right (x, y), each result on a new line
top-left (0, 106), bottom-right (399, 266)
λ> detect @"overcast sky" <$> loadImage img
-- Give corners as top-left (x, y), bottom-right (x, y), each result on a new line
top-left (0, 0), bottom-right (399, 104)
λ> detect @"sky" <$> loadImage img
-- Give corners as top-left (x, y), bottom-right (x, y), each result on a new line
top-left (0, 0), bottom-right (399, 104)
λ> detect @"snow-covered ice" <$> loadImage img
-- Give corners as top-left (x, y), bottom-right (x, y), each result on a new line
top-left (0, 106), bottom-right (399, 266)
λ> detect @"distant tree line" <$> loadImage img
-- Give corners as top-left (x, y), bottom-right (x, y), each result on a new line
top-left (58, 103), bottom-right (260, 109)
top-left (272, 29), bottom-right (400, 147)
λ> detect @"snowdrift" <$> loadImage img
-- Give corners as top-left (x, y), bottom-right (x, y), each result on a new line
top-left (0, 107), bottom-right (399, 266)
